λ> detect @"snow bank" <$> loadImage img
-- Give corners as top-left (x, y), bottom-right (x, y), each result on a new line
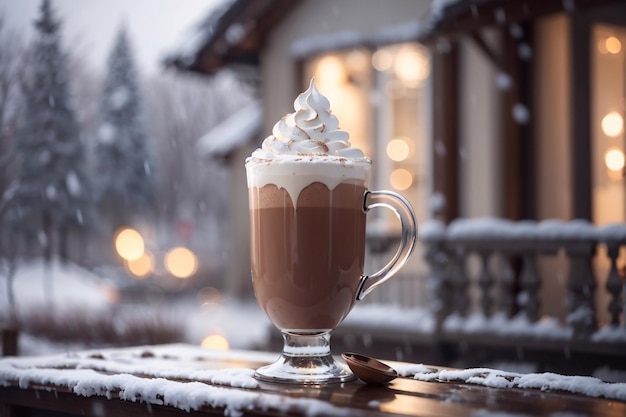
top-left (443, 313), bottom-right (573, 339)
top-left (8, 258), bottom-right (112, 315)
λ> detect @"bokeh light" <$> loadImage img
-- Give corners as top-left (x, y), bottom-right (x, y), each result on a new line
top-left (201, 334), bottom-right (229, 350)
top-left (605, 147), bottom-right (625, 172)
top-left (394, 45), bottom-right (429, 88)
top-left (387, 137), bottom-right (411, 161)
top-left (601, 111), bottom-right (624, 137)
top-left (114, 227), bottom-right (144, 261)
top-left (126, 250), bottom-right (154, 279)
top-left (164, 246), bottom-right (198, 279)
top-left (390, 168), bottom-right (413, 191)
top-left (315, 55), bottom-right (345, 87)
top-left (605, 36), bottom-right (622, 54)
top-left (372, 49), bottom-right (393, 72)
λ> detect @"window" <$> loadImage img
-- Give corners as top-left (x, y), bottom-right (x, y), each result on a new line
top-left (592, 24), bottom-right (626, 225)
top-left (303, 43), bottom-right (432, 232)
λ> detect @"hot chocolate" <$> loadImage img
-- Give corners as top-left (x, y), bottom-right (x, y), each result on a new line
top-left (245, 78), bottom-right (417, 384)
top-left (249, 181), bottom-right (367, 332)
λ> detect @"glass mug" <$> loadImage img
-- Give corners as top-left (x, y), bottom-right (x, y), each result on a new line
top-left (246, 158), bottom-right (417, 384)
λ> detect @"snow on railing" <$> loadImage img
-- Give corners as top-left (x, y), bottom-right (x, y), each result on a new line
top-left (422, 218), bottom-right (626, 341)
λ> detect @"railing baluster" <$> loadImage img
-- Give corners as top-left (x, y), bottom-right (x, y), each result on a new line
top-left (425, 239), bottom-right (452, 328)
top-left (478, 251), bottom-right (494, 317)
top-left (566, 243), bottom-right (598, 338)
top-left (605, 244), bottom-right (622, 326)
top-left (519, 253), bottom-right (541, 322)
top-left (452, 248), bottom-right (470, 317)
top-left (498, 255), bottom-right (516, 317)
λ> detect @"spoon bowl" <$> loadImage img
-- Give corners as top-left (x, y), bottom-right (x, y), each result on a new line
top-left (342, 352), bottom-right (398, 385)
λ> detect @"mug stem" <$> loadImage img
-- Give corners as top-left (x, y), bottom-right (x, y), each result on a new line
top-left (254, 330), bottom-right (355, 384)
top-left (357, 190), bottom-right (418, 300)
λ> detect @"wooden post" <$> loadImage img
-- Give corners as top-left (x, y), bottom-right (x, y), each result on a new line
top-left (1, 327), bottom-right (18, 357)
top-left (432, 40), bottom-right (459, 223)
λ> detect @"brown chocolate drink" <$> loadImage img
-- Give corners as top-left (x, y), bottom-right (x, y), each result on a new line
top-left (249, 181), bottom-right (367, 331)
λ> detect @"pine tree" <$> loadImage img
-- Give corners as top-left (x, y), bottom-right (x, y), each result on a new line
top-left (0, 0), bottom-right (93, 309)
top-left (1, 0), bottom-right (92, 251)
top-left (93, 27), bottom-right (155, 229)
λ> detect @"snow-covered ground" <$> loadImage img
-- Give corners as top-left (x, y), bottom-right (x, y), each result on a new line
top-left (1, 258), bottom-right (272, 355)
top-left (3, 257), bottom-right (626, 385)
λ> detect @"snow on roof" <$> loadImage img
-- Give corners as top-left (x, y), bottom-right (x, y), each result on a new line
top-left (290, 1), bottom-right (464, 58)
top-left (167, 0), bottom-right (465, 72)
top-left (161, 0), bottom-right (236, 68)
top-left (196, 102), bottom-right (262, 159)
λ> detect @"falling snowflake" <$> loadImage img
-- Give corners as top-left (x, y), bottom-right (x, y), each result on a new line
top-left (66, 171), bottom-right (82, 197)
top-left (512, 103), bottom-right (530, 125)
top-left (496, 72), bottom-right (513, 91)
top-left (110, 86), bottom-right (130, 110)
top-left (98, 123), bottom-right (116, 144)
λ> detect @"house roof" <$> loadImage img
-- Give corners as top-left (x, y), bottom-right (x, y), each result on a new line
top-left (196, 101), bottom-right (262, 160)
top-left (164, 0), bottom-right (622, 77)
top-left (163, 0), bottom-right (295, 75)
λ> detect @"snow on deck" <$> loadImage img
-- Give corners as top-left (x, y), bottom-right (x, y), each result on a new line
top-left (2, 343), bottom-right (625, 416)
top-left (0, 344), bottom-right (349, 417)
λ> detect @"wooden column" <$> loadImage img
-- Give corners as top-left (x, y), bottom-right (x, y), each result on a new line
top-left (570, 13), bottom-right (593, 221)
top-left (502, 24), bottom-right (535, 221)
top-left (432, 41), bottom-right (459, 223)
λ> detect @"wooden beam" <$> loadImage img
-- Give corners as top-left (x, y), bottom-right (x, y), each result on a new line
top-left (469, 32), bottom-right (503, 71)
top-left (432, 42), bottom-right (460, 223)
top-left (570, 12), bottom-right (592, 221)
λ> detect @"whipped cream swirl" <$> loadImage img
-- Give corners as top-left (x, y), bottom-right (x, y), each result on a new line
top-left (251, 78), bottom-right (365, 160)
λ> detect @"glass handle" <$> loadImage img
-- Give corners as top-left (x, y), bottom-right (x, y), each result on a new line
top-left (356, 190), bottom-right (418, 301)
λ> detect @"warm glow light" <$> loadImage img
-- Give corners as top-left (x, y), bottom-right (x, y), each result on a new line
top-left (164, 247), bottom-right (198, 279)
top-left (606, 36), bottom-right (622, 54)
top-left (126, 250), bottom-right (154, 279)
top-left (114, 228), bottom-right (144, 261)
top-left (201, 334), bottom-right (229, 350)
top-left (605, 147), bottom-right (625, 172)
top-left (345, 49), bottom-right (368, 74)
top-left (372, 49), bottom-right (393, 72)
top-left (197, 286), bottom-right (223, 305)
top-left (315, 55), bottom-right (345, 87)
top-left (390, 168), bottom-right (413, 191)
top-left (386, 137), bottom-right (411, 161)
top-left (394, 45), bottom-right (429, 88)
top-left (601, 111), bottom-right (624, 137)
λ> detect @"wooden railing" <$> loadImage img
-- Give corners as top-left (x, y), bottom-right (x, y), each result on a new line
top-left (421, 218), bottom-right (626, 341)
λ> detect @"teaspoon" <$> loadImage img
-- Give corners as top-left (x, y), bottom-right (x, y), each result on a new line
top-left (342, 352), bottom-right (398, 385)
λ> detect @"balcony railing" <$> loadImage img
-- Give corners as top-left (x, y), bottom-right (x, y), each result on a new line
top-left (335, 218), bottom-right (626, 373)
top-left (421, 218), bottom-right (626, 340)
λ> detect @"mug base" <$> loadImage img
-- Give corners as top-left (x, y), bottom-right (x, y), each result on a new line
top-left (254, 353), bottom-right (355, 384)
top-left (254, 330), bottom-right (355, 384)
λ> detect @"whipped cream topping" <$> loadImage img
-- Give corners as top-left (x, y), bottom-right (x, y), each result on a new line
top-left (246, 78), bottom-right (370, 207)
top-left (249, 78), bottom-right (365, 160)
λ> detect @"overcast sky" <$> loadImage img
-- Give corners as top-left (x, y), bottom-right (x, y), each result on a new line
top-left (0, 0), bottom-right (224, 75)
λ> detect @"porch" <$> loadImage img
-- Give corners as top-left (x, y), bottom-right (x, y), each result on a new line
top-left (324, 218), bottom-right (626, 377)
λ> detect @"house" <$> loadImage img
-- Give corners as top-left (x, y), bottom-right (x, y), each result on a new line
top-left (166, 0), bottom-right (626, 374)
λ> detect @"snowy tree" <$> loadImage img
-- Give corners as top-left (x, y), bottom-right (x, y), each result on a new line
top-left (0, 17), bottom-right (28, 324)
top-left (0, 0), bottom-right (93, 311)
top-left (93, 26), bottom-right (155, 230)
